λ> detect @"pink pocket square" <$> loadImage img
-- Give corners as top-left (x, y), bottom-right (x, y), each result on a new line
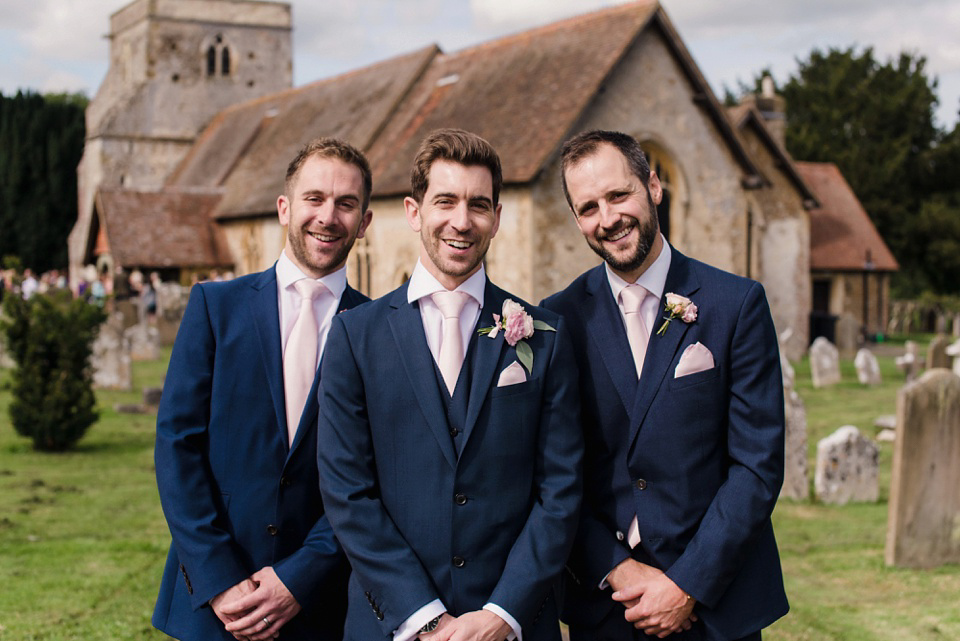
top-left (497, 361), bottom-right (527, 387)
top-left (674, 342), bottom-right (715, 378)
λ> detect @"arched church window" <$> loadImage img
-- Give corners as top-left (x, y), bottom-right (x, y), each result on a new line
top-left (642, 144), bottom-right (674, 242)
top-left (206, 46), bottom-right (216, 76)
top-left (221, 47), bottom-right (231, 76)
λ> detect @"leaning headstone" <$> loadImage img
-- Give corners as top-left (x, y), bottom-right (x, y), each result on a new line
top-left (854, 348), bottom-right (882, 385)
top-left (927, 334), bottom-right (952, 370)
top-left (92, 313), bottom-right (132, 390)
top-left (895, 341), bottom-right (924, 383)
top-left (156, 282), bottom-right (187, 346)
top-left (947, 339), bottom-right (960, 377)
top-left (809, 337), bottom-right (841, 388)
top-left (124, 322), bottom-right (160, 361)
top-left (780, 389), bottom-right (809, 500)
top-left (814, 426), bottom-right (879, 505)
top-left (886, 370), bottom-right (960, 568)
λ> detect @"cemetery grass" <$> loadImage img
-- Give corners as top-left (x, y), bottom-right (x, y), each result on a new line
top-left (1, 346), bottom-right (958, 640)
top-left (767, 347), bottom-right (960, 641)
top-left (0, 352), bottom-right (171, 641)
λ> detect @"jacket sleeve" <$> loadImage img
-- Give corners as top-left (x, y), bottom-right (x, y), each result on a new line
top-left (154, 285), bottom-right (249, 609)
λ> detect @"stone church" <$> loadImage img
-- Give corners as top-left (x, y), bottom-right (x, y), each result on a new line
top-left (69, 0), bottom-right (898, 359)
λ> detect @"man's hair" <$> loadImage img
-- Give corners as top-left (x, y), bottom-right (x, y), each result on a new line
top-left (559, 130), bottom-right (652, 211)
top-left (284, 137), bottom-right (373, 210)
top-left (410, 129), bottom-right (503, 205)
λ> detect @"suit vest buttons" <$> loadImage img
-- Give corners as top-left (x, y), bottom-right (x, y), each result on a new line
top-left (266, 524), bottom-right (279, 536)
top-left (280, 476), bottom-right (291, 488)
top-left (452, 556), bottom-right (466, 568)
top-left (454, 493), bottom-right (468, 506)
top-left (635, 479), bottom-right (647, 490)
top-left (449, 428), bottom-right (460, 437)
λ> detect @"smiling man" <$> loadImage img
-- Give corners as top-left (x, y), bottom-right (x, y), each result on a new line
top-left (542, 130), bottom-right (788, 641)
top-left (317, 128), bottom-right (583, 641)
top-left (153, 138), bottom-right (372, 641)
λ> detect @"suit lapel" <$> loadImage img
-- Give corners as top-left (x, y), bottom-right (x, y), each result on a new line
top-left (583, 266), bottom-right (639, 422)
top-left (627, 249), bottom-right (701, 452)
top-left (387, 285), bottom-right (458, 469)
top-left (250, 267), bottom-right (289, 446)
top-left (288, 285), bottom-right (368, 457)
top-left (462, 282), bottom-right (508, 448)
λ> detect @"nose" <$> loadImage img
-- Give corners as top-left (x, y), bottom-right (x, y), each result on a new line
top-left (449, 201), bottom-right (471, 231)
top-left (598, 200), bottom-right (620, 229)
top-left (315, 198), bottom-right (337, 226)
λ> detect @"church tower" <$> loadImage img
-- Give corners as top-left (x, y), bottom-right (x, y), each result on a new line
top-left (70, 0), bottom-right (292, 283)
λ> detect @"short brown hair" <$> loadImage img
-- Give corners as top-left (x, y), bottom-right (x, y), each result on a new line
top-left (284, 137), bottom-right (373, 210)
top-left (559, 130), bottom-right (652, 211)
top-left (410, 129), bottom-right (502, 205)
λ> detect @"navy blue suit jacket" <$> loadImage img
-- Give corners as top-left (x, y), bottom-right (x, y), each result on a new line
top-left (153, 267), bottom-right (368, 641)
top-left (317, 280), bottom-right (583, 641)
top-left (542, 249), bottom-right (788, 640)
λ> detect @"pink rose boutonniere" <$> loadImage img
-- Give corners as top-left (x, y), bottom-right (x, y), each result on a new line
top-left (656, 293), bottom-right (698, 336)
top-left (478, 299), bottom-right (556, 372)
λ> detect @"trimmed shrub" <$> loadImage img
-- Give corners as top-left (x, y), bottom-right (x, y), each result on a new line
top-left (0, 289), bottom-right (106, 450)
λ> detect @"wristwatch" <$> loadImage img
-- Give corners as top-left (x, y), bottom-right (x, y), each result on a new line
top-left (419, 615), bottom-right (443, 634)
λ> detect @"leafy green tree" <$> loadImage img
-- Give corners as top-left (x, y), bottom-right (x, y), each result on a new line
top-left (0, 90), bottom-right (87, 274)
top-left (1, 289), bottom-right (105, 451)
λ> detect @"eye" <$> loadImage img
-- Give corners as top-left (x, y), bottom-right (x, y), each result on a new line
top-left (579, 204), bottom-right (598, 217)
top-left (609, 192), bottom-right (629, 202)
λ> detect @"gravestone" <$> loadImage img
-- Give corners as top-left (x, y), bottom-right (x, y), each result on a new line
top-left (895, 341), bottom-right (924, 382)
top-left (814, 426), bottom-right (879, 504)
top-left (947, 339), bottom-right (960, 377)
top-left (781, 389), bottom-right (809, 500)
top-left (124, 322), bottom-right (160, 361)
top-left (780, 348), bottom-right (795, 390)
top-left (834, 313), bottom-right (861, 353)
top-left (114, 299), bottom-right (140, 331)
top-left (854, 348), bottom-right (882, 385)
top-left (927, 334), bottom-right (952, 370)
top-left (810, 337), bottom-right (841, 388)
top-left (143, 387), bottom-right (163, 406)
top-left (886, 370), bottom-right (960, 568)
top-left (92, 312), bottom-right (132, 390)
top-left (156, 282), bottom-right (187, 346)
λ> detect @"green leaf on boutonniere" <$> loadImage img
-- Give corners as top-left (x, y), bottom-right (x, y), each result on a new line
top-left (516, 340), bottom-right (534, 373)
top-left (532, 320), bottom-right (556, 332)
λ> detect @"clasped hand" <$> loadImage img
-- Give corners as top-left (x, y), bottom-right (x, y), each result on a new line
top-left (607, 559), bottom-right (697, 638)
top-left (211, 566), bottom-right (301, 641)
top-left (419, 610), bottom-right (512, 641)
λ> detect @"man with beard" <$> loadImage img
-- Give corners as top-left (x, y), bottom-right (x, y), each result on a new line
top-left (317, 128), bottom-right (583, 641)
top-left (541, 130), bottom-right (788, 641)
top-left (153, 138), bottom-right (372, 641)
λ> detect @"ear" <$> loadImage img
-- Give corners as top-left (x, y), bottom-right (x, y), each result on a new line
top-left (277, 194), bottom-right (291, 227)
top-left (647, 171), bottom-right (663, 206)
top-left (356, 209), bottom-right (373, 239)
top-left (404, 196), bottom-right (422, 233)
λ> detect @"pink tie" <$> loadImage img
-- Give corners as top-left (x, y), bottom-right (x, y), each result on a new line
top-left (431, 291), bottom-right (470, 395)
top-left (620, 284), bottom-right (649, 379)
top-left (283, 279), bottom-right (328, 445)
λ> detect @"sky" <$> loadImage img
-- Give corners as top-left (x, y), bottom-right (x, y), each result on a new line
top-left (1, 0), bottom-right (958, 129)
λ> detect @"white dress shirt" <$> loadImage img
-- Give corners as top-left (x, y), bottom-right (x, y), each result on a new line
top-left (276, 252), bottom-right (346, 369)
top-left (602, 236), bottom-right (672, 584)
top-left (396, 260), bottom-right (522, 641)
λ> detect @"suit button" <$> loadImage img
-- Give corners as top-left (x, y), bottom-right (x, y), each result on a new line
top-left (454, 493), bottom-right (467, 506)
top-left (266, 524), bottom-right (279, 536)
top-left (635, 479), bottom-right (647, 490)
top-left (450, 428), bottom-right (460, 437)
top-left (280, 476), bottom-right (291, 488)
top-left (452, 556), bottom-right (466, 568)
top-left (616, 530), bottom-right (625, 541)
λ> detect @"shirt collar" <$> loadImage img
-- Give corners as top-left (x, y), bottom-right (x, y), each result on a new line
top-left (407, 259), bottom-right (486, 308)
top-left (276, 251), bottom-right (347, 300)
top-left (605, 235), bottom-right (672, 303)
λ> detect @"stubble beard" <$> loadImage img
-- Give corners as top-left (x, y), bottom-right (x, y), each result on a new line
top-left (588, 198), bottom-right (659, 274)
top-left (288, 223), bottom-right (355, 277)
top-left (421, 228), bottom-right (488, 281)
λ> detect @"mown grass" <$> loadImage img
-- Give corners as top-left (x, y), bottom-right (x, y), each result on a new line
top-left (1, 339), bottom-right (958, 640)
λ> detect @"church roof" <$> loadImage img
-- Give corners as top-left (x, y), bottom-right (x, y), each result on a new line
top-left (796, 162), bottom-right (899, 272)
top-left (169, 1), bottom-right (764, 216)
top-left (96, 189), bottom-right (232, 269)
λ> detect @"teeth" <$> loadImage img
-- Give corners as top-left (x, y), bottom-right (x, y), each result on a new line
top-left (308, 232), bottom-right (337, 242)
top-left (608, 227), bottom-right (632, 242)
top-left (446, 240), bottom-right (471, 249)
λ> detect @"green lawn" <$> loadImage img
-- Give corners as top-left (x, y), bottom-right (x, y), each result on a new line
top-left (0, 341), bottom-right (957, 640)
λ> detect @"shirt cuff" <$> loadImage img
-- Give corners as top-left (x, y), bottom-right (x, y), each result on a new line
top-left (483, 603), bottom-right (521, 641)
top-left (394, 600), bottom-right (446, 641)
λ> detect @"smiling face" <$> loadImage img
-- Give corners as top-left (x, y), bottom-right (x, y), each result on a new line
top-left (276, 154), bottom-right (372, 279)
top-left (404, 160), bottom-right (502, 290)
top-left (563, 142), bottom-right (663, 282)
